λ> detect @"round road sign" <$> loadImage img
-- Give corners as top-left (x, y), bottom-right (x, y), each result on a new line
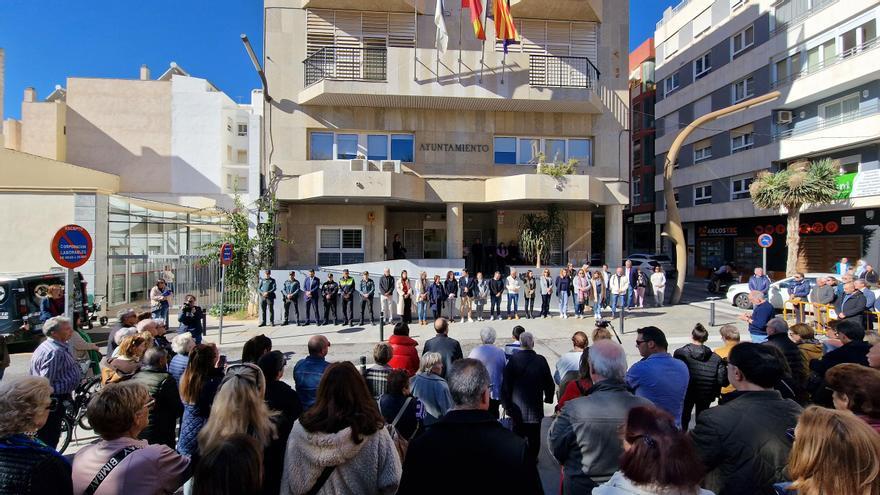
top-left (51, 224), bottom-right (93, 269)
top-left (220, 242), bottom-right (234, 266)
top-left (757, 233), bottom-right (774, 249)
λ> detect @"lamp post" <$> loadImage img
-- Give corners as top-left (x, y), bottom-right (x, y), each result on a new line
top-left (664, 91), bottom-right (781, 304)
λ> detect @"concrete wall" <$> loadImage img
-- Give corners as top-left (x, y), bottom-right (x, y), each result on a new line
top-left (20, 100), bottom-right (66, 161)
top-left (66, 78), bottom-right (173, 193)
top-left (0, 193), bottom-right (75, 273)
top-left (276, 204), bottom-right (387, 267)
top-left (170, 76), bottom-right (224, 199)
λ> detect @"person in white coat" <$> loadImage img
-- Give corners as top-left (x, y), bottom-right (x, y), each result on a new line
top-left (608, 267), bottom-right (630, 318)
top-left (650, 266), bottom-right (667, 307)
top-left (505, 270), bottom-right (522, 320)
top-left (396, 270), bottom-right (413, 324)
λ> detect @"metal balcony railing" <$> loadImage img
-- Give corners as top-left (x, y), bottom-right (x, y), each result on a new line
top-left (773, 102), bottom-right (880, 141)
top-left (529, 55), bottom-right (600, 89)
top-left (770, 0), bottom-right (837, 38)
top-left (771, 38), bottom-right (879, 89)
top-left (303, 46), bottom-right (387, 87)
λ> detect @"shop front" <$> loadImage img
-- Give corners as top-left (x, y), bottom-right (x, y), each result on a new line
top-left (692, 209), bottom-right (877, 279)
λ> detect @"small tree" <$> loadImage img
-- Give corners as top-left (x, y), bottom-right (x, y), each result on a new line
top-left (750, 158), bottom-right (838, 275)
top-left (519, 205), bottom-right (566, 268)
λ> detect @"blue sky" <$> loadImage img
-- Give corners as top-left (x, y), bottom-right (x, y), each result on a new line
top-left (1, 0), bottom-right (676, 120)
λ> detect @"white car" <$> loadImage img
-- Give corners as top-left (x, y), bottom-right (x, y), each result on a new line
top-left (725, 273), bottom-right (840, 310)
top-left (627, 253), bottom-right (674, 273)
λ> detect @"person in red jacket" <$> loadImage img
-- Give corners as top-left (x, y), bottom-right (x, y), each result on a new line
top-left (388, 322), bottom-right (420, 376)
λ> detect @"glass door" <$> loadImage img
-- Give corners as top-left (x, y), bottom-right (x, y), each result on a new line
top-left (423, 229), bottom-right (447, 259)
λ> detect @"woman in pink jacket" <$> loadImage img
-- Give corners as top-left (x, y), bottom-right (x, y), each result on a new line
top-left (574, 269), bottom-right (590, 319)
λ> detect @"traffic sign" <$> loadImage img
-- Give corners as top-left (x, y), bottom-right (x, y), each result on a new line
top-left (220, 243), bottom-right (234, 266)
top-left (51, 224), bottom-right (93, 269)
top-left (757, 233), bottom-right (774, 248)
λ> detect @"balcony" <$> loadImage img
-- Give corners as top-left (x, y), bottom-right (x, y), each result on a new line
top-left (298, 48), bottom-right (603, 113)
top-left (303, 47), bottom-right (387, 87)
top-left (770, 0), bottom-right (837, 38)
top-left (772, 38), bottom-right (879, 91)
top-left (775, 102), bottom-right (880, 160)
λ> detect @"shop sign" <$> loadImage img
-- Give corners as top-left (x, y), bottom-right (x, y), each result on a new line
top-left (852, 169), bottom-right (880, 198)
top-left (698, 226), bottom-right (738, 237)
top-left (633, 213), bottom-right (652, 224)
top-left (837, 172), bottom-right (856, 199)
top-left (841, 216), bottom-right (855, 225)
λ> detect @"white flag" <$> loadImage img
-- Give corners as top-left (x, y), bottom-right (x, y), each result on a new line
top-left (434, 0), bottom-right (448, 53)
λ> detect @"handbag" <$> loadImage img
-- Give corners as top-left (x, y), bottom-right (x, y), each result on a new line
top-left (386, 396), bottom-right (414, 460)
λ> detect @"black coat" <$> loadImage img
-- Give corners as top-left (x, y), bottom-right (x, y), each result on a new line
top-left (673, 344), bottom-right (725, 403)
top-left (398, 409), bottom-right (542, 495)
top-left (129, 368), bottom-right (183, 449)
top-left (264, 380), bottom-right (300, 495)
top-left (423, 334), bottom-right (463, 379)
top-left (836, 290), bottom-right (867, 328)
top-left (501, 349), bottom-right (555, 425)
top-left (690, 390), bottom-right (803, 495)
top-left (810, 340), bottom-right (872, 378)
top-left (0, 435), bottom-right (72, 495)
top-left (763, 333), bottom-right (808, 402)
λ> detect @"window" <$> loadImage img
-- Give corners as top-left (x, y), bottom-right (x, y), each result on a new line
top-left (237, 123), bottom-right (248, 136)
top-left (820, 93), bottom-right (860, 125)
top-left (731, 177), bottom-right (753, 200)
top-left (367, 135), bottom-right (389, 160)
top-left (694, 52), bottom-right (711, 79)
top-left (663, 73), bottom-right (680, 96)
top-left (226, 118), bottom-right (233, 133)
top-left (694, 95), bottom-right (712, 118)
top-left (633, 178), bottom-right (644, 205)
top-left (309, 132), bottom-right (334, 160)
top-left (665, 31), bottom-right (680, 57)
top-left (336, 134), bottom-right (359, 160)
top-left (518, 139), bottom-right (539, 164)
top-left (236, 150), bottom-right (248, 164)
top-left (663, 111), bottom-right (679, 137)
top-left (633, 140), bottom-right (642, 166)
top-left (693, 140), bottom-right (712, 163)
top-left (732, 25), bottom-right (755, 56)
top-left (494, 137), bottom-right (517, 164)
top-left (546, 139), bottom-right (566, 162)
top-left (731, 125), bottom-right (754, 153)
top-left (317, 227), bottom-right (364, 265)
top-left (733, 76), bottom-right (755, 103)
top-left (390, 134), bottom-right (414, 162)
top-left (226, 145), bottom-right (233, 162)
top-left (694, 184), bottom-right (712, 205)
top-left (568, 139), bottom-right (592, 165)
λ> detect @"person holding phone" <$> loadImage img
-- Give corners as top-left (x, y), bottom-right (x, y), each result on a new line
top-left (178, 295), bottom-right (205, 344)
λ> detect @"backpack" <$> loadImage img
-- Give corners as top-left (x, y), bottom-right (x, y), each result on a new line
top-left (385, 397), bottom-right (414, 461)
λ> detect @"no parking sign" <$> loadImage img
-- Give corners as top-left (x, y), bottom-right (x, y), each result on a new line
top-left (51, 224), bottom-right (93, 269)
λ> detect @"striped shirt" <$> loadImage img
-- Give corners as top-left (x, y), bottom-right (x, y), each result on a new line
top-left (29, 338), bottom-right (82, 395)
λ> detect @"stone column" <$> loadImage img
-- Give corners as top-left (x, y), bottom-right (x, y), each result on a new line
top-left (604, 204), bottom-right (624, 265)
top-left (446, 202), bottom-right (463, 260)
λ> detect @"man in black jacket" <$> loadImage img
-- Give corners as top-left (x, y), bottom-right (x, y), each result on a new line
top-left (811, 320), bottom-right (871, 379)
top-left (763, 317), bottom-right (807, 403)
top-left (321, 274), bottom-right (339, 325)
top-left (399, 359), bottom-right (542, 495)
top-left (422, 318), bottom-right (462, 379)
top-left (836, 281), bottom-right (867, 328)
top-left (129, 348), bottom-right (182, 449)
top-left (690, 343), bottom-right (802, 495)
top-left (458, 269), bottom-right (477, 323)
top-left (501, 331), bottom-right (555, 462)
top-left (379, 268), bottom-right (395, 323)
top-left (673, 323), bottom-right (725, 429)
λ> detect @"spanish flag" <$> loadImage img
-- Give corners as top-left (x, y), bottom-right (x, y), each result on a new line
top-left (462, 0), bottom-right (486, 41)
top-left (493, 0), bottom-right (518, 53)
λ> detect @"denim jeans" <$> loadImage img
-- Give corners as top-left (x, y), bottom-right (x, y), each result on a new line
top-left (610, 293), bottom-right (624, 316)
top-left (507, 293), bottom-right (519, 316)
top-left (417, 300), bottom-right (428, 321)
top-left (593, 300), bottom-right (602, 318)
top-left (558, 292), bottom-right (569, 316)
top-left (490, 295), bottom-right (502, 318)
top-left (625, 286), bottom-right (634, 308)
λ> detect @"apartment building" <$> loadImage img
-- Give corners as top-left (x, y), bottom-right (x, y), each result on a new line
top-left (627, 38), bottom-right (657, 254)
top-left (653, 0), bottom-right (880, 277)
top-left (0, 62), bottom-right (262, 308)
top-left (264, 0), bottom-right (629, 269)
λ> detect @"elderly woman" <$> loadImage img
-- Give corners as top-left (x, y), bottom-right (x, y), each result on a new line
top-left (39, 285), bottom-right (65, 323)
top-left (0, 376), bottom-right (72, 495)
top-left (468, 327), bottom-right (506, 418)
top-left (72, 382), bottom-right (189, 494)
top-left (169, 332), bottom-right (195, 383)
top-left (410, 352), bottom-right (454, 426)
top-left (826, 363), bottom-right (880, 433)
top-left (364, 342), bottom-right (394, 400)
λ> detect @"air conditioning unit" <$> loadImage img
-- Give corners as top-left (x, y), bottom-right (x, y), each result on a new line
top-left (349, 159), bottom-right (367, 172)
top-left (380, 160), bottom-right (401, 173)
top-left (776, 110), bottom-right (793, 124)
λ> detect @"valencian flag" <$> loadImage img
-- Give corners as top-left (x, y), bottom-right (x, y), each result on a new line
top-left (493, 0), bottom-right (518, 53)
top-left (461, 0), bottom-right (486, 41)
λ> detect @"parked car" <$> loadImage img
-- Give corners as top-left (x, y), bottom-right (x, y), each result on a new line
top-left (622, 259), bottom-right (664, 278)
top-left (725, 272), bottom-right (842, 310)
top-left (627, 253), bottom-right (674, 273)
top-left (0, 272), bottom-right (70, 343)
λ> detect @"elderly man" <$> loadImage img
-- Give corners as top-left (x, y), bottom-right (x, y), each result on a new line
top-left (836, 281), bottom-right (867, 328)
top-left (129, 348), bottom-right (182, 448)
top-left (748, 267), bottom-right (771, 298)
top-left (398, 359), bottom-right (542, 494)
top-left (379, 268), bottom-right (396, 323)
top-left (501, 332), bottom-right (554, 462)
top-left (293, 335), bottom-right (331, 409)
top-left (468, 327), bottom-right (507, 418)
top-left (107, 308), bottom-right (138, 356)
top-left (29, 316), bottom-right (82, 448)
top-left (549, 340), bottom-right (653, 493)
top-left (608, 267), bottom-right (629, 318)
top-left (423, 318), bottom-right (463, 379)
top-left (738, 290), bottom-right (774, 343)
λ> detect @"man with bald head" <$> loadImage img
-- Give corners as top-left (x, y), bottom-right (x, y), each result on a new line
top-left (738, 290), bottom-right (774, 343)
top-left (293, 335), bottom-right (331, 409)
top-left (423, 317), bottom-right (463, 379)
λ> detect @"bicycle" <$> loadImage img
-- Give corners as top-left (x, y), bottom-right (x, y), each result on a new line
top-left (56, 375), bottom-right (102, 454)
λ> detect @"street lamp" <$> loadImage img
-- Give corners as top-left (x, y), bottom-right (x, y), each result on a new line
top-left (663, 90), bottom-right (780, 304)
top-left (241, 34), bottom-right (272, 102)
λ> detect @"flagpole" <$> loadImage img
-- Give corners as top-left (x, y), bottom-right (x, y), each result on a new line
top-left (501, 49), bottom-right (506, 85)
top-left (414, 0), bottom-right (418, 82)
top-left (458, 3), bottom-right (463, 82)
top-left (479, 0), bottom-right (488, 83)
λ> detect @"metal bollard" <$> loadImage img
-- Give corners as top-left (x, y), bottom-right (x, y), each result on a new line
top-left (709, 301), bottom-right (716, 327)
top-left (379, 311), bottom-right (384, 341)
top-left (360, 355), bottom-right (367, 374)
top-left (619, 305), bottom-right (625, 335)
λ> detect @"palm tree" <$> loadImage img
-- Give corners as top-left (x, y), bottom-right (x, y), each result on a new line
top-left (750, 158), bottom-right (838, 275)
top-left (519, 205), bottom-right (566, 268)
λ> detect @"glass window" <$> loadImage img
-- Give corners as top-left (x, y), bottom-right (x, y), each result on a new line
top-left (731, 177), bottom-right (753, 200)
top-left (732, 25), bottom-right (754, 55)
top-left (518, 139), bottom-right (539, 164)
top-left (318, 227), bottom-right (364, 266)
top-left (319, 229), bottom-right (341, 249)
top-left (390, 134), bottom-right (414, 162)
top-left (237, 123), bottom-right (248, 136)
top-left (494, 137), bottom-right (516, 164)
top-left (336, 134), bottom-right (359, 160)
top-left (694, 184), bottom-right (712, 205)
top-left (546, 139), bottom-right (566, 162)
top-left (309, 132), bottom-right (334, 160)
top-left (341, 229), bottom-right (363, 249)
top-left (664, 73), bottom-right (680, 96)
top-left (694, 52), bottom-right (711, 78)
top-left (367, 135), bottom-right (389, 160)
top-left (733, 76), bottom-right (755, 103)
top-left (568, 139), bottom-right (591, 165)
top-left (694, 144), bottom-right (712, 162)
top-left (318, 253), bottom-right (341, 266)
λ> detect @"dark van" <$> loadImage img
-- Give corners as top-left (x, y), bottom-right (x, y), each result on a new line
top-left (0, 272), bottom-right (70, 343)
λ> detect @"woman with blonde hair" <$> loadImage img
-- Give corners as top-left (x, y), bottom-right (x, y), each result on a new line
top-left (199, 362), bottom-right (282, 495)
top-left (574, 268), bottom-right (590, 319)
top-left (786, 406), bottom-right (880, 495)
top-left (0, 376), bottom-right (72, 495)
top-left (39, 284), bottom-right (65, 323)
top-left (410, 352), bottom-right (454, 426)
top-left (101, 334), bottom-right (146, 384)
top-left (416, 271), bottom-right (430, 326)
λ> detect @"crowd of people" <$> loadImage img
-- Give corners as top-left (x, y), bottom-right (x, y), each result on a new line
top-left (256, 260), bottom-right (668, 327)
top-left (1, 297), bottom-right (878, 494)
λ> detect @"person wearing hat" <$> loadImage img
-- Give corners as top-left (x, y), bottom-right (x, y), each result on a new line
top-left (282, 271), bottom-right (301, 326)
top-left (258, 269), bottom-right (277, 327)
